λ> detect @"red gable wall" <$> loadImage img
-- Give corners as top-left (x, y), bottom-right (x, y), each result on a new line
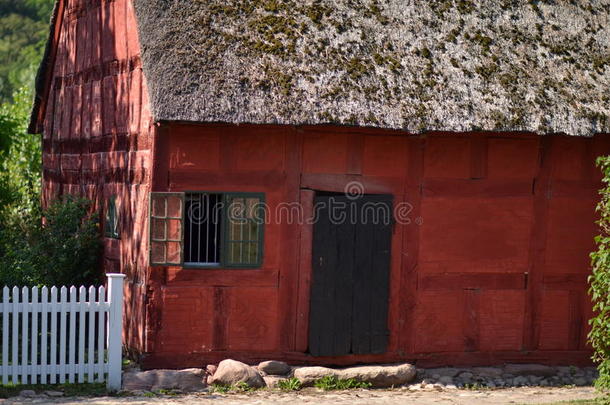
top-left (39, 0), bottom-right (152, 354)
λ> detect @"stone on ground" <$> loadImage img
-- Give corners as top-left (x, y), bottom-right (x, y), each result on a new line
top-left (122, 368), bottom-right (207, 392)
top-left (263, 375), bottom-right (288, 388)
top-left (472, 367), bottom-right (503, 378)
top-left (44, 390), bottom-right (64, 397)
top-left (339, 363), bottom-right (417, 388)
top-left (206, 364), bottom-right (217, 376)
top-left (504, 364), bottom-right (555, 377)
top-left (258, 360), bottom-right (291, 376)
top-left (293, 366), bottom-right (340, 386)
top-left (210, 359), bottom-right (265, 388)
top-left (18, 390), bottom-right (36, 398)
top-left (424, 367), bottom-right (460, 378)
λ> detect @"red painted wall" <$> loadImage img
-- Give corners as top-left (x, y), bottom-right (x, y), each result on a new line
top-left (40, 0), bottom-right (152, 353)
top-left (142, 123), bottom-right (610, 368)
top-left (39, 0), bottom-right (610, 369)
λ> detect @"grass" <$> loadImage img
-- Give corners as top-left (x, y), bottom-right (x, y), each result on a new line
top-left (0, 382), bottom-right (107, 398)
top-left (313, 375), bottom-right (372, 390)
top-left (277, 377), bottom-right (302, 391)
top-left (209, 382), bottom-right (259, 394)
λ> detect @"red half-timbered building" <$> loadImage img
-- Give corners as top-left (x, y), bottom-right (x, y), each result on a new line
top-left (29, 0), bottom-right (610, 368)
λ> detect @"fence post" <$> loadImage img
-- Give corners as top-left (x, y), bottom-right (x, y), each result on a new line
top-left (106, 273), bottom-right (125, 391)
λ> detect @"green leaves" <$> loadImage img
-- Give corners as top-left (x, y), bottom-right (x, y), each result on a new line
top-left (0, 0), bottom-right (54, 102)
top-left (0, 196), bottom-right (102, 287)
top-left (589, 156), bottom-right (610, 395)
top-left (0, 86), bottom-right (41, 219)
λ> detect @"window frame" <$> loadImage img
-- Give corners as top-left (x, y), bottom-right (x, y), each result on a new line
top-left (150, 191), bottom-right (265, 269)
top-left (149, 192), bottom-right (185, 266)
top-left (104, 195), bottom-right (120, 239)
top-left (220, 192), bottom-right (266, 269)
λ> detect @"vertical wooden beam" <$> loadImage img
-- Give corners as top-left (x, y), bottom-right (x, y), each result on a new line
top-left (470, 135), bottom-right (488, 179)
top-left (278, 127), bottom-right (303, 351)
top-left (212, 287), bottom-right (228, 351)
top-left (463, 289), bottom-right (481, 352)
top-left (295, 189), bottom-right (314, 352)
top-left (568, 289), bottom-right (584, 350)
top-left (346, 132), bottom-right (364, 175)
top-left (151, 124), bottom-right (170, 191)
top-left (398, 136), bottom-right (424, 355)
top-left (523, 136), bottom-right (553, 350)
top-left (219, 130), bottom-right (235, 173)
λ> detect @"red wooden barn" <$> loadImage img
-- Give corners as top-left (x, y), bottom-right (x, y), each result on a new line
top-left (29, 0), bottom-right (610, 368)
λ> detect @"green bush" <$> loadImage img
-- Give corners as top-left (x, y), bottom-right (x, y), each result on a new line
top-left (0, 196), bottom-right (102, 287)
top-left (589, 156), bottom-right (610, 394)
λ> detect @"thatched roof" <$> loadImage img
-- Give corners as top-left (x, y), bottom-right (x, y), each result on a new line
top-left (132, 0), bottom-right (610, 136)
top-left (30, 1), bottom-right (610, 136)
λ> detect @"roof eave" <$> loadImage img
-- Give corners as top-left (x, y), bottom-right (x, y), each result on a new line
top-left (28, 0), bottom-right (64, 135)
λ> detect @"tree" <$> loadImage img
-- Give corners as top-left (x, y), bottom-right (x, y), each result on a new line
top-left (0, 0), bottom-right (54, 102)
top-left (0, 86), bottom-right (41, 218)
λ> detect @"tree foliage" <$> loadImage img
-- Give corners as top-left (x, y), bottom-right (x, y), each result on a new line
top-left (589, 156), bottom-right (610, 395)
top-left (0, 0), bottom-right (54, 103)
top-left (0, 86), bottom-right (42, 218)
top-left (0, 196), bottom-right (102, 287)
top-left (0, 1), bottom-right (101, 287)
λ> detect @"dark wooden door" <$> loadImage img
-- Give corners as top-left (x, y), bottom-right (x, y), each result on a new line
top-left (308, 193), bottom-right (392, 356)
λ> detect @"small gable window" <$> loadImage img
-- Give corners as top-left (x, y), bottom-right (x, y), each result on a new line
top-left (105, 195), bottom-right (120, 239)
top-left (149, 192), bottom-right (264, 268)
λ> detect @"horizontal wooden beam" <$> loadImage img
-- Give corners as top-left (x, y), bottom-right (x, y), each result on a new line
top-left (165, 267), bottom-right (279, 287)
top-left (423, 179), bottom-right (533, 198)
top-left (140, 349), bottom-right (593, 370)
top-left (542, 273), bottom-right (588, 290)
top-left (418, 273), bottom-right (527, 290)
top-left (169, 170), bottom-right (286, 190)
top-left (550, 180), bottom-right (601, 199)
top-left (300, 173), bottom-right (403, 194)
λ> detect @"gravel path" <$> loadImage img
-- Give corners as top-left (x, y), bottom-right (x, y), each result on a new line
top-left (6, 387), bottom-right (599, 405)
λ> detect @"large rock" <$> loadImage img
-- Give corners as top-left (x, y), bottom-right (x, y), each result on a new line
top-left (263, 375), bottom-right (288, 388)
top-left (339, 364), bottom-right (417, 388)
top-left (504, 364), bottom-right (555, 377)
top-left (123, 369), bottom-right (207, 392)
top-left (210, 359), bottom-right (265, 388)
top-left (258, 360), bottom-right (291, 376)
top-left (123, 370), bottom-right (157, 391)
top-left (294, 363), bottom-right (416, 388)
top-left (293, 366), bottom-right (340, 386)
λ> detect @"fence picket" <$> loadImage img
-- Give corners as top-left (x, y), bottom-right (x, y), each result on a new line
top-left (21, 287), bottom-right (28, 384)
top-left (87, 286), bottom-right (95, 382)
top-left (50, 286), bottom-right (58, 383)
top-left (97, 286), bottom-right (105, 382)
top-left (0, 275), bottom-right (124, 390)
top-left (68, 286), bottom-right (76, 383)
top-left (78, 287), bottom-right (86, 383)
top-left (2, 287), bottom-right (8, 385)
top-left (31, 287), bottom-right (39, 384)
top-left (41, 287), bottom-right (48, 384)
top-left (59, 286), bottom-right (67, 383)
top-left (11, 287), bottom-right (19, 384)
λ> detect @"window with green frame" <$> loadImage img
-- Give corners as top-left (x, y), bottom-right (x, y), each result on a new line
top-left (104, 195), bottom-right (120, 239)
top-left (149, 192), bottom-right (265, 268)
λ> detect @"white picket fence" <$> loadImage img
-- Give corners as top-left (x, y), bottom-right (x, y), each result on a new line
top-left (0, 273), bottom-right (125, 390)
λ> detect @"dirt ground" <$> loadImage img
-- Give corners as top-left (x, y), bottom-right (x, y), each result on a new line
top-left (6, 386), bottom-right (599, 405)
